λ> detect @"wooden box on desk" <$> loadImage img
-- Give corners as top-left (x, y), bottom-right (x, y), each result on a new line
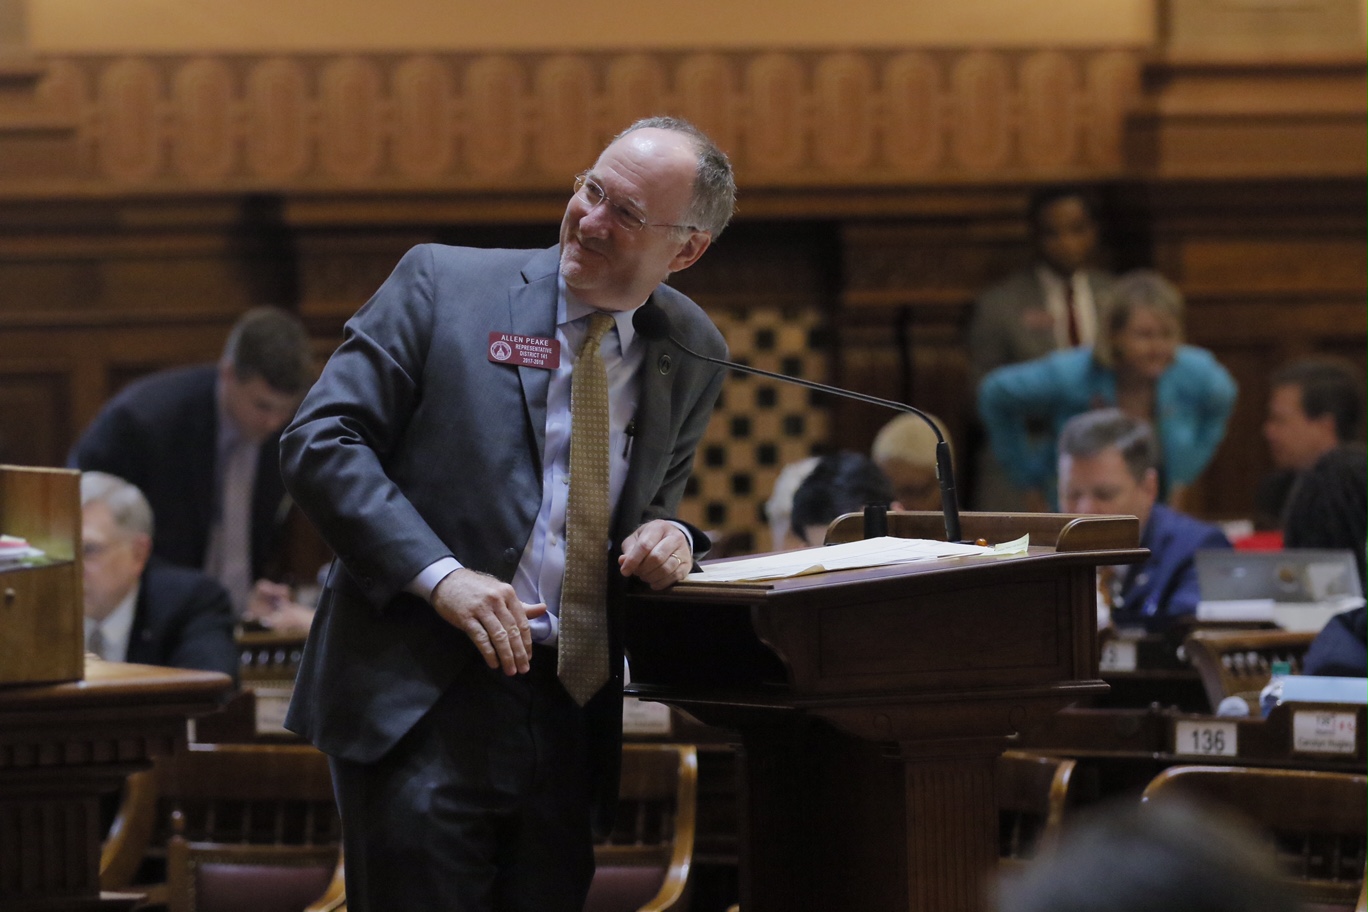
top-left (0, 464), bottom-right (82, 685)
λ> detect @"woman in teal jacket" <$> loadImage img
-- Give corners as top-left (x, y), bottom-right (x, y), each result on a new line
top-left (978, 270), bottom-right (1237, 510)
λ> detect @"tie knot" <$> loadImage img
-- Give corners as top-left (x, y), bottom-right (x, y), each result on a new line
top-left (581, 312), bottom-right (615, 353)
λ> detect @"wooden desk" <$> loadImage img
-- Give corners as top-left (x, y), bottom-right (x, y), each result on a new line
top-left (1094, 622), bottom-right (1278, 713)
top-left (1016, 700), bottom-right (1367, 805)
top-left (626, 513), bottom-right (1144, 912)
top-left (0, 659), bottom-right (232, 911)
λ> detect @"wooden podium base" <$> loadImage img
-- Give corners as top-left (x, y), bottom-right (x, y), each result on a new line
top-left (735, 718), bottom-right (1003, 912)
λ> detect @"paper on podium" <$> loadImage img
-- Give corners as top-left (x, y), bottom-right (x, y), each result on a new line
top-left (686, 535), bottom-right (996, 583)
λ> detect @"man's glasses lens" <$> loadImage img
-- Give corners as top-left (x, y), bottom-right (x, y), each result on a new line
top-left (574, 174), bottom-right (646, 232)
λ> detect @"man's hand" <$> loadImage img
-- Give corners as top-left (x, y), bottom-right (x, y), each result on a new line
top-left (258, 601), bottom-right (316, 634)
top-left (431, 569), bottom-right (547, 675)
top-left (619, 519), bottom-right (692, 590)
top-left (245, 579), bottom-right (315, 633)
top-left (245, 579), bottom-right (293, 622)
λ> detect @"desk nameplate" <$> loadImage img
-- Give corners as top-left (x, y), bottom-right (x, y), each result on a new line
top-left (1173, 718), bottom-right (1238, 757)
top-left (1292, 709), bottom-right (1356, 755)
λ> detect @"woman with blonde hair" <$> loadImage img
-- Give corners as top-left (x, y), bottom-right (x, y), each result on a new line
top-left (978, 269), bottom-right (1236, 509)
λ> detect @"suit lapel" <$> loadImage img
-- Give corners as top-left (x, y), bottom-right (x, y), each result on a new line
top-left (188, 382), bottom-right (218, 560)
top-left (124, 581), bottom-right (154, 665)
top-left (616, 294), bottom-right (675, 538)
top-left (508, 249), bottom-right (561, 468)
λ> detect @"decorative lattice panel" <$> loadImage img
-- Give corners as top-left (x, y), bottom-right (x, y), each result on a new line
top-left (675, 304), bottom-right (832, 556)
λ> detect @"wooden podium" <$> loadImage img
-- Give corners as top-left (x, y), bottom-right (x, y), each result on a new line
top-left (623, 512), bottom-right (1144, 912)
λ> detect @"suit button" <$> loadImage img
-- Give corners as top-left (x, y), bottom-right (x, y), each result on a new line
top-left (503, 548), bottom-right (519, 563)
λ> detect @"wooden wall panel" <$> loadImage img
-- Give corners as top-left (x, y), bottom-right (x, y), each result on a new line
top-left (0, 46), bottom-right (1362, 549)
top-left (0, 181), bottom-right (1361, 545)
top-left (1132, 179), bottom-right (1366, 519)
top-left (0, 47), bottom-right (1145, 195)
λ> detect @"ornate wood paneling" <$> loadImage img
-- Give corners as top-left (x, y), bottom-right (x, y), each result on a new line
top-left (0, 45), bottom-right (1362, 544)
top-left (171, 58), bottom-right (236, 181)
top-left (246, 58), bottom-right (310, 181)
top-left (1, 47), bottom-right (1145, 194)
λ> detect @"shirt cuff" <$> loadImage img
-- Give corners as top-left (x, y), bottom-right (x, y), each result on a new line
top-left (665, 520), bottom-right (695, 563)
top-left (406, 557), bottom-right (463, 603)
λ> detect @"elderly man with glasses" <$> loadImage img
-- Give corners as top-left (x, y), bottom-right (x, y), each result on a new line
top-left (79, 471), bottom-right (238, 680)
top-left (278, 117), bottom-right (735, 912)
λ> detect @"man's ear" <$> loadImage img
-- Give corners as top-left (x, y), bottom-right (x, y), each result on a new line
top-left (1140, 467), bottom-right (1160, 502)
top-left (667, 231), bottom-right (712, 274)
top-left (129, 533), bottom-right (153, 573)
top-left (1310, 413), bottom-right (1339, 447)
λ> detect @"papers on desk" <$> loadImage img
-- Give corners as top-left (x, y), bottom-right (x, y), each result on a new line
top-left (1196, 596), bottom-right (1365, 633)
top-left (686, 535), bottom-right (998, 584)
top-left (0, 534), bottom-right (45, 567)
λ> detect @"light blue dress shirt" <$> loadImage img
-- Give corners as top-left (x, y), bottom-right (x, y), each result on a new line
top-left (408, 277), bottom-right (645, 645)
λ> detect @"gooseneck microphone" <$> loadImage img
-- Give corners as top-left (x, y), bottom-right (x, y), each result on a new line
top-left (634, 304), bottom-right (963, 543)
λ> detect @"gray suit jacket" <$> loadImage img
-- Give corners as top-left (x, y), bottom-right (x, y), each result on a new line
top-left (279, 244), bottom-right (725, 774)
top-left (967, 267), bottom-right (1113, 386)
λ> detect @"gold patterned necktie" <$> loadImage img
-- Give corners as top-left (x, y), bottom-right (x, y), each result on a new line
top-left (559, 311), bottom-right (616, 705)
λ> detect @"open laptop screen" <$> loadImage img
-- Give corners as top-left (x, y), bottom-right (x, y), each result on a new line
top-left (1197, 548), bottom-right (1363, 603)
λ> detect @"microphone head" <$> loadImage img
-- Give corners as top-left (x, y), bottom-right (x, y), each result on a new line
top-left (632, 303), bottom-right (673, 342)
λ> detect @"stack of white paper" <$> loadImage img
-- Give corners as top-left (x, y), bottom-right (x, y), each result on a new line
top-left (686, 536), bottom-right (997, 584)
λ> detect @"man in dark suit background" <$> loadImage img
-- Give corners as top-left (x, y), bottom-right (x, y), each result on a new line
top-left (70, 306), bottom-right (315, 629)
top-left (1057, 408), bottom-right (1231, 633)
top-left (80, 471), bottom-right (238, 681)
top-left (1257, 356), bottom-right (1363, 531)
top-left (968, 185), bottom-right (1113, 510)
top-left (280, 117), bottom-right (735, 911)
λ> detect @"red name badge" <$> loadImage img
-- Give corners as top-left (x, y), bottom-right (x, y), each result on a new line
top-left (487, 332), bottom-right (561, 370)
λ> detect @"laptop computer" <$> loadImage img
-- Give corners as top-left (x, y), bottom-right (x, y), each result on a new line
top-left (1196, 549), bottom-right (1364, 632)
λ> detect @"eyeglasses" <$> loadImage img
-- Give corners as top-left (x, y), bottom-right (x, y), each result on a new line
top-left (82, 541), bottom-right (121, 560)
top-left (573, 173), bottom-right (697, 234)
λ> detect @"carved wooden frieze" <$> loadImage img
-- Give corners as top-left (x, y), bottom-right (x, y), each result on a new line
top-left (171, 58), bottom-right (235, 181)
top-left (6, 47), bottom-right (1144, 191)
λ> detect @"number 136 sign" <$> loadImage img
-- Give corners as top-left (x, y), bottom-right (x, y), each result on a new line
top-left (1174, 720), bottom-right (1239, 757)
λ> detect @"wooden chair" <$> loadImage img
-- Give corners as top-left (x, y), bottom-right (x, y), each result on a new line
top-left (276, 743), bottom-right (697, 912)
top-left (1141, 765), bottom-right (1367, 910)
top-left (585, 743), bottom-right (699, 912)
top-left (101, 742), bottom-right (343, 912)
top-left (997, 750), bottom-right (1076, 867)
top-left (1183, 628), bottom-right (1316, 714)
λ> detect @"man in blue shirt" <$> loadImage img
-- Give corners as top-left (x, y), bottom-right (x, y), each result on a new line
top-left (1057, 408), bottom-right (1231, 632)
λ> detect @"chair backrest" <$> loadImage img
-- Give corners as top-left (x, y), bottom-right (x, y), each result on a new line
top-left (997, 750), bottom-right (1076, 865)
top-left (163, 742), bottom-right (697, 912)
top-left (585, 743), bottom-right (698, 912)
top-left (1141, 765), bottom-right (1367, 909)
top-left (102, 742), bottom-right (342, 912)
top-left (1183, 629), bottom-right (1316, 713)
top-left (167, 840), bottom-right (338, 912)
